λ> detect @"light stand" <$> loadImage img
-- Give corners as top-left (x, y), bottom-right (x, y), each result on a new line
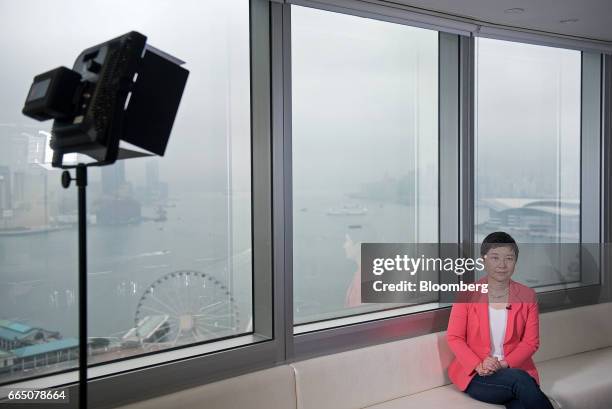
top-left (61, 164), bottom-right (88, 408)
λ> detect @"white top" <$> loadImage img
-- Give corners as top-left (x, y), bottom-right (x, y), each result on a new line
top-left (489, 305), bottom-right (507, 360)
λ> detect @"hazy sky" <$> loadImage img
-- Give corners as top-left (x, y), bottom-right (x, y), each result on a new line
top-left (292, 5), bottom-right (438, 194)
top-left (290, 6), bottom-right (580, 202)
top-left (475, 37), bottom-right (581, 200)
top-left (0, 1), bottom-right (581, 199)
top-left (0, 0), bottom-right (251, 192)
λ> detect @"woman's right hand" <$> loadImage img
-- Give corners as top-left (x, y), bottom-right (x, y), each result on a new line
top-left (475, 356), bottom-right (502, 376)
top-left (482, 356), bottom-right (502, 373)
top-left (474, 362), bottom-right (492, 376)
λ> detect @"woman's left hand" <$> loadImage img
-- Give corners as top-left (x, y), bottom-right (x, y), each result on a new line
top-left (482, 356), bottom-right (502, 372)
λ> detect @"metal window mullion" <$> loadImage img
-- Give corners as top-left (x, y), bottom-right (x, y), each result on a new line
top-left (439, 32), bottom-right (460, 245)
top-left (459, 35), bottom-right (475, 258)
top-left (581, 53), bottom-right (602, 244)
top-left (581, 53), bottom-right (602, 287)
top-left (252, 0), bottom-right (275, 340)
top-left (271, 0), bottom-right (294, 362)
top-left (601, 54), bottom-right (612, 302)
top-left (602, 54), bottom-right (612, 245)
top-left (439, 32), bottom-right (461, 292)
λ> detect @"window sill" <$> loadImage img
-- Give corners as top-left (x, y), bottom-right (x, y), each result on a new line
top-left (294, 302), bottom-right (449, 334)
top-left (2, 333), bottom-right (266, 394)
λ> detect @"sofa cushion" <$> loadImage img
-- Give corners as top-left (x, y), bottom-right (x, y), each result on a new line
top-left (361, 384), bottom-right (504, 409)
top-left (538, 347), bottom-right (612, 409)
top-left (535, 302), bottom-right (612, 363)
top-left (291, 332), bottom-right (454, 409)
top-left (116, 365), bottom-right (297, 409)
top-left (364, 383), bottom-right (561, 409)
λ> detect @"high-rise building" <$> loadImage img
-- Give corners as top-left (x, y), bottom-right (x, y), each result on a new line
top-left (145, 160), bottom-right (160, 190)
top-left (101, 161), bottom-right (126, 196)
top-left (0, 166), bottom-right (10, 212)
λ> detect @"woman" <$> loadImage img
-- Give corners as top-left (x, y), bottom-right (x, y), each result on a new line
top-left (344, 225), bottom-right (377, 308)
top-left (446, 232), bottom-right (554, 409)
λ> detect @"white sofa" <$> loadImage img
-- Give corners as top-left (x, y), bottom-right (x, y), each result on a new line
top-left (117, 302), bottom-right (612, 409)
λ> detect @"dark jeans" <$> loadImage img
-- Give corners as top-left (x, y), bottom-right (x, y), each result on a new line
top-left (465, 368), bottom-right (554, 409)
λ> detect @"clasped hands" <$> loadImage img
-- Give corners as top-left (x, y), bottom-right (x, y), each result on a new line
top-left (475, 356), bottom-right (509, 376)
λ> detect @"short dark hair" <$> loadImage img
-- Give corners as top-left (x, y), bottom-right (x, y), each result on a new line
top-left (480, 231), bottom-right (519, 259)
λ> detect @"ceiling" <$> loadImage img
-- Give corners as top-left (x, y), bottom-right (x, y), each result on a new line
top-left (391, 0), bottom-right (612, 42)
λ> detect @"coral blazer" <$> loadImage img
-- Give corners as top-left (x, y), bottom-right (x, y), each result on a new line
top-left (446, 278), bottom-right (540, 391)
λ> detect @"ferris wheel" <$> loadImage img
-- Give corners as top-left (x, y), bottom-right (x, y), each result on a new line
top-left (134, 270), bottom-right (241, 347)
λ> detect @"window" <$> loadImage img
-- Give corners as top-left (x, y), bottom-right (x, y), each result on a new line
top-left (1, 0), bottom-right (607, 402)
top-left (291, 6), bottom-right (439, 325)
top-left (474, 37), bottom-right (583, 288)
top-left (0, 0), bottom-right (251, 384)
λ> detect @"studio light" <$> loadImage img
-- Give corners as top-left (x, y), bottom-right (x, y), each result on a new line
top-left (23, 31), bottom-right (188, 168)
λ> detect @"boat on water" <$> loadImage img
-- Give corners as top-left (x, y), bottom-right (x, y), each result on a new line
top-left (0, 225), bottom-right (69, 236)
top-left (326, 204), bottom-right (368, 216)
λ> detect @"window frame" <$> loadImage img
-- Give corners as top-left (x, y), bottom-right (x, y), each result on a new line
top-left (3, 1), bottom-right (612, 407)
top-left (284, 3), bottom-right (463, 359)
top-left (284, 1), bottom-right (612, 362)
top-left (86, 0), bottom-right (285, 405)
top-left (469, 37), bottom-right (607, 312)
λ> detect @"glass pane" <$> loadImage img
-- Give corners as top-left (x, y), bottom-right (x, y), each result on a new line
top-left (291, 6), bottom-right (439, 325)
top-left (0, 0), bottom-right (251, 383)
top-left (475, 38), bottom-right (581, 287)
